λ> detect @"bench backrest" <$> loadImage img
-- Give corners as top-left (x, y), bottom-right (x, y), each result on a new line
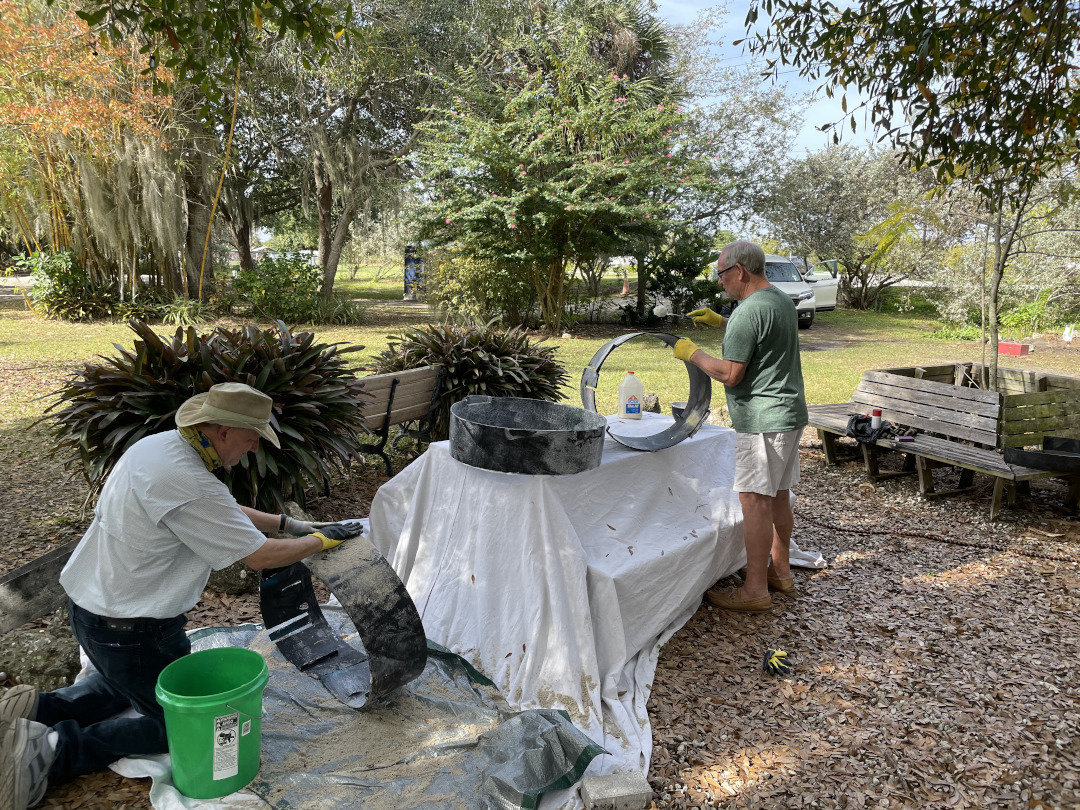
top-left (358, 366), bottom-right (442, 431)
top-left (1001, 386), bottom-right (1080, 448)
top-left (851, 370), bottom-right (1002, 448)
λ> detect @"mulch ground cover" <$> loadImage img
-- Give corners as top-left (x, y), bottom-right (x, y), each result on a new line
top-left (6, 409), bottom-right (1079, 809)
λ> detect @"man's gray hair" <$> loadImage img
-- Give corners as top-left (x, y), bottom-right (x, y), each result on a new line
top-left (723, 241), bottom-right (766, 276)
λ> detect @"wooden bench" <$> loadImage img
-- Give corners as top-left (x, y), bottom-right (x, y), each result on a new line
top-left (807, 368), bottom-right (1080, 520)
top-left (356, 365), bottom-right (444, 476)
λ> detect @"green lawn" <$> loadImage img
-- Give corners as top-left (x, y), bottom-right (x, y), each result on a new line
top-left (3, 299), bottom-right (1079, 429)
top-left (333, 264), bottom-right (406, 301)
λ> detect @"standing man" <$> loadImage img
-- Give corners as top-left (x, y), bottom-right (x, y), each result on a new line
top-left (1, 382), bottom-right (362, 809)
top-left (673, 241), bottom-right (808, 612)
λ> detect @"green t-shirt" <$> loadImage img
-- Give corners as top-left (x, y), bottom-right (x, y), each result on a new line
top-left (721, 284), bottom-right (808, 433)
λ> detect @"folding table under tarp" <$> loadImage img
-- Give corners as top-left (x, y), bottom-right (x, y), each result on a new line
top-left (368, 413), bottom-right (822, 808)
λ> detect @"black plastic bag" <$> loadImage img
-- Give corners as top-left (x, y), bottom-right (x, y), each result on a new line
top-left (845, 413), bottom-right (896, 444)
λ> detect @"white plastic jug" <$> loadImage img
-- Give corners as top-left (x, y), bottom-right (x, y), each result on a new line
top-left (618, 371), bottom-right (644, 419)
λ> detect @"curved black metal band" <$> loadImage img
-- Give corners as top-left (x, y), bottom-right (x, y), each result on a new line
top-left (579, 331), bottom-right (713, 451)
top-left (260, 535), bottom-right (427, 709)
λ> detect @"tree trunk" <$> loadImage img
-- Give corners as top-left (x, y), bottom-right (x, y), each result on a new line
top-left (314, 146), bottom-right (334, 287)
top-left (537, 259), bottom-right (568, 332)
top-left (231, 212), bottom-right (255, 276)
top-left (988, 211), bottom-right (1004, 392)
top-left (183, 154), bottom-right (214, 300)
top-left (987, 187), bottom-right (1032, 393)
top-left (228, 217), bottom-right (251, 278)
top-left (634, 252), bottom-right (647, 317)
top-left (321, 201), bottom-right (355, 300)
top-left (312, 146), bottom-right (356, 300)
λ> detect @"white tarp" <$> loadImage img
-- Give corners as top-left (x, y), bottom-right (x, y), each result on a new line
top-left (368, 414), bottom-right (823, 808)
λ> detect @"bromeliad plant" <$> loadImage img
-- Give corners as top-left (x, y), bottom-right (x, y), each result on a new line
top-left (370, 321), bottom-right (569, 440)
top-left (44, 320), bottom-right (370, 512)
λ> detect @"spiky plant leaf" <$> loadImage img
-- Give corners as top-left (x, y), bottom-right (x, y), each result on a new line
top-left (44, 320), bottom-right (370, 512)
top-left (369, 322), bottom-right (568, 440)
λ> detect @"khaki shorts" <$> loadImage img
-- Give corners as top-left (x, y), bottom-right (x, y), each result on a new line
top-left (733, 428), bottom-right (804, 496)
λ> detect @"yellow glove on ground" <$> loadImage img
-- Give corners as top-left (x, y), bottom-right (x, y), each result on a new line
top-left (673, 338), bottom-right (700, 362)
top-left (763, 648), bottom-right (792, 676)
top-left (687, 308), bottom-right (723, 328)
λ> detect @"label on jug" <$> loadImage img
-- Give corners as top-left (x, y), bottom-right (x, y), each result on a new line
top-left (625, 396), bottom-right (641, 415)
top-left (213, 712), bottom-right (240, 780)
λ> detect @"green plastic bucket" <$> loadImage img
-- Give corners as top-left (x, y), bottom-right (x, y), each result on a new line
top-left (155, 647), bottom-right (269, 799)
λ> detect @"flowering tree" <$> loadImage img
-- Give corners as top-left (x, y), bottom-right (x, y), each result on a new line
top-left (0, 1), bottom-right (177, 284)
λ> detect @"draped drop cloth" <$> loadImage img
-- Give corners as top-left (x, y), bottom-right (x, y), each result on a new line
top-left (368, 414), bottom-right (824, 807)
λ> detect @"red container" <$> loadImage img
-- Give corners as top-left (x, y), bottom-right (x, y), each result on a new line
top-left (998, 342), bottom-right (1030, 356)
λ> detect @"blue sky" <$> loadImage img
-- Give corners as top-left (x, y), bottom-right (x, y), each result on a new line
top-left (654, 0), bottom-right (866, 155)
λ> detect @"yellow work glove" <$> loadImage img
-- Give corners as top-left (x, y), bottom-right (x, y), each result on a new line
top-left (687, 307), bottom-right (723, 328)
top-left (763, 648), bottom-right (792, 676)
top-left (673, 338), bottom-right (700, 362)
top-left (312, 523), bottom-right (364, 551)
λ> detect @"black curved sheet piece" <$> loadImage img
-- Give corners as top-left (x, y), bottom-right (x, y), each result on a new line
top-left (1004, 435), bottom-right (1080, 474)
top-left (260, 532), bottom-right (427, 709)
top-left (579, 331), bottom-right (713, 451)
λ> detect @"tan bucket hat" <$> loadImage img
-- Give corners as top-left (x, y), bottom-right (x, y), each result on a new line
top-left (175, 382), bottom-right (280, 448)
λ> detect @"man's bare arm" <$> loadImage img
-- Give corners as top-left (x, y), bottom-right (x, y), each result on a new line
top-left (685, 350), bottom-right (748, 387)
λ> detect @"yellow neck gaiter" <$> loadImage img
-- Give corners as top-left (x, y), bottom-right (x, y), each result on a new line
top-left (178, 426), bottom-right (224, 472)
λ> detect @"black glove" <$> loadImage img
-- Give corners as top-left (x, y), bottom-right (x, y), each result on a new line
top-left (312, 522), bottom-right (364, 551)
top-left (763, 649), bottom-right (792, 676)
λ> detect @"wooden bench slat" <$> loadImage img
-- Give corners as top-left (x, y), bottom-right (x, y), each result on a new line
top-left (1001, 428), bottom-right (1080, 448)
top-left (1001, 411), bottom-right (1080, 435)
top-left (358, 367), bottom-right (440, 396)
top-left (355, 365), bottom-right (442, 476)
top-left (361, 386), bottom-right (439, 423)
top-left (360, 385), bottom-right (438, 415)
top-left (850, 394), bottom-right (1000, 446)
top-left (360, 376), bottom-right (441, 412)
top-left (863, 370), bottom-right (1001, 404)
top-left (1003, 388), bottom-right (1080, 409)
top-left (1044, 375), bottom-right (1080, 390)
top-left (855, 378), bottom-right (1002, 418)
top-left (365, 401), bottom-right (435, 431)
top-left (879, 363), bottom-right (957, 381)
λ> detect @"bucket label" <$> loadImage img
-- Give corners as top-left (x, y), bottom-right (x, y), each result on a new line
top-left (213, 713), bottom-right (240, 781)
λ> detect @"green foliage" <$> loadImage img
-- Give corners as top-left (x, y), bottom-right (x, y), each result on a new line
top-left (877, 289), bottom-right (938, 317)
top-left (114, 289), bottom-right (170, 323)
top-left (645, 228), bottom-right (719, 314)
top-left (425, 249), bottom-right (539, 327)
top-left (263, 213), bottom-right (319, 253)
top-left (370, 322), bottom-right (569, 440)
top-left (208, 287), bottom-right (242, 317)
top-left (44, 320), bottom-right (369, 512)
top-left (749, 0), bottom-right (1080, 205)
top-left (998, 293), bottom-right (1080, 337)
top-left (412, 17), bottom-right (721, 331)
top-left (23, 252), bottom-right (116, 322)
top-left (160, 294), bottom-right (213, 325)
top-left (305, 294), bottom-right (366, 326)
top-left (235, 255), bottom-right (323, 322)
top-left (70, 0), bottom-right (354, 106)
top-left (926, 323), bottom-right (984, 341)
top-left (758, 146), bottom-right (909, 310)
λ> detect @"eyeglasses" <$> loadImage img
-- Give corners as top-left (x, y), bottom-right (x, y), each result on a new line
top-left (711, 262), bottom-right (739, 282)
